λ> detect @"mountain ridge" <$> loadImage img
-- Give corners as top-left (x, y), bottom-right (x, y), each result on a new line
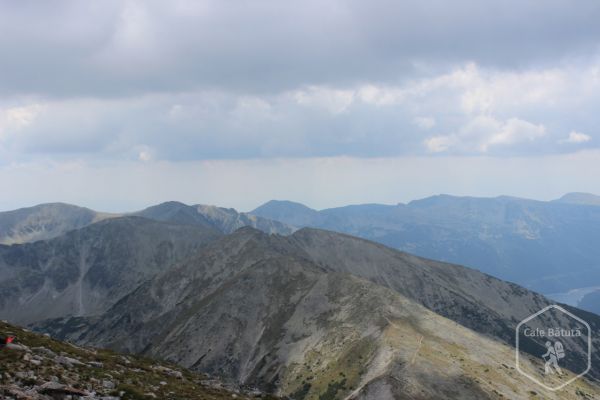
top-left (0, 201), bottom-right (294, 246)
top-left (251, 194), bottom-right (600, 295)
top-left (31, 226), bottom-right (600, 399)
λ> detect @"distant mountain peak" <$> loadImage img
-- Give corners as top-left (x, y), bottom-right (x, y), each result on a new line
top-left (136, 201), bottom-right (294, 235)
top-left (0, 202), bottom-right (117, 245)
top-left (251, 200), bottom-right (319, 227)
top-left (253, 199), bottom-right (317, 212)
top-left (555, 192), bottom-right (600, 206)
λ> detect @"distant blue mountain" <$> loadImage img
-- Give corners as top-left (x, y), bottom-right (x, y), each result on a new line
top-left (554, 192), bottom-right (600, 206)
top-left (252, 193), bottom-right (600, 295)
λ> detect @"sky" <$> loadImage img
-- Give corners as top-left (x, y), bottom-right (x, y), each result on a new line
top-left (1, 0), bottom-right (599, 212)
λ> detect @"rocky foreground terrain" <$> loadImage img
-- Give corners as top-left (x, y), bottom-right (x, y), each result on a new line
top-left (0, 319), bottom-right (277, 400)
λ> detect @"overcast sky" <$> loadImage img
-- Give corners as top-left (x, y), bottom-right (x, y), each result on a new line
top-left (1, 0), bottom-right (599, 212)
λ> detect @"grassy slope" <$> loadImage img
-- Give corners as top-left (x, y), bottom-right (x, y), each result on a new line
top-left (276, 277), bottom-right (600, 400)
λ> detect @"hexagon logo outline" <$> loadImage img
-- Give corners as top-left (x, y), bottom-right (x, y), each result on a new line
top-left (515, 304), bottom-right (591, 391)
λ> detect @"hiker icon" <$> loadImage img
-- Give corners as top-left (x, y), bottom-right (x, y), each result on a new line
top-left (542, 340), bottom-right (564, 375)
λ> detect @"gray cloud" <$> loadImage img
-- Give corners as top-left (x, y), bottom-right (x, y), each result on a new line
top-left (1, 61), bottom-right (598, 162)
top-left (0, 0), bottom-right (598, 172)
top-left (1, 0), bottom-right (600, 97)
top-left (1, 0), bottom-right (600, 210)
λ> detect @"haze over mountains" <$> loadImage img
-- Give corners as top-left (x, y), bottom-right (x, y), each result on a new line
top-left (253, 193), bottom-right (600, 297)
top-left (2, 194), bottom-right (600, 313)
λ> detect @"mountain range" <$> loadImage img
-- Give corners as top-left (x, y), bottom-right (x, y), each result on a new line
top-left (1, 198), bottom-right (599, 399)
top-left (252, 193), bottom-right (600, 298)
top-left (0, 201), bottom-right (293, 247)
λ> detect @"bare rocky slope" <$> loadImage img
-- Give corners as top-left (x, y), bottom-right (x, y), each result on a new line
top-left (0, 319), bottom-right (277, 399)
top-left (33, 227), bottom-right (600, 399)
top-left (0, 217), bottom-right (221, 325)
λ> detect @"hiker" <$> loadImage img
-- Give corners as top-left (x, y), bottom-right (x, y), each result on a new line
top-left (542, 340), bottom-right (563, 375)
top-left (0, 335), bottom-right (15, 349)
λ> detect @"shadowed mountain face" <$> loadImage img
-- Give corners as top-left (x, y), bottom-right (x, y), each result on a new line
top-left (252, 195), bottom-right (600, 294)
top-left (34, 228), bottom-right (600, 399)
top-left (579, 290), bottom-right (600, 315)
top-left (0, 203), bottom-right (116, 245)
top-left (0, 216), bottom-right (221, 325)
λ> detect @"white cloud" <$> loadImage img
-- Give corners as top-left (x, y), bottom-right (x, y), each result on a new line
top-left (356, 84), bottom-right (405, 106)
top-left (291, 86), bottom-right (355, 114)
top-left (484, 118), bottom-right (546, 150)
top-left (425, 116), bottom-right (546, 153)
top-left (137, 145), bottom-right (154, 162)
top-left (560, 131), bottom-right (592, 144)
top-left (413, 116), bottom-right (436, 130)
top-left (0, 104), bottom-right (45, 140)
top-left (425, 135), bottom-right (455, 153)
top-left (231, 96), bottom-right (273, 120)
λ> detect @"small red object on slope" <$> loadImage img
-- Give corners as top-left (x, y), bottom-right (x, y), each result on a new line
top-left (0, 335), bottom-right (16, 347)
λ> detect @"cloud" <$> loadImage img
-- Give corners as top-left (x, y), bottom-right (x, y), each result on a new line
top-left (484, 118), bottom-right (546, 150)
top-left (0, 1), bottom-right (598, 166)
top-left (413, 117), bottom-right (436, 130)
top-left (0, 104), bottom-right (45, 140)
top-left (425, 116), bottom-right (546, 154)
top-left (291, 86), bottom-right (355, 114)
top-left (424, 136), bottom-right (455, 153)
top-left (560, 131), bottom-right (592, 144)
top-left (1, 60), bottom-right (598, 162)
top-left (136, 145), bottom-right (155, 162)
top-left (2, 1), bottom-right (600, 97)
